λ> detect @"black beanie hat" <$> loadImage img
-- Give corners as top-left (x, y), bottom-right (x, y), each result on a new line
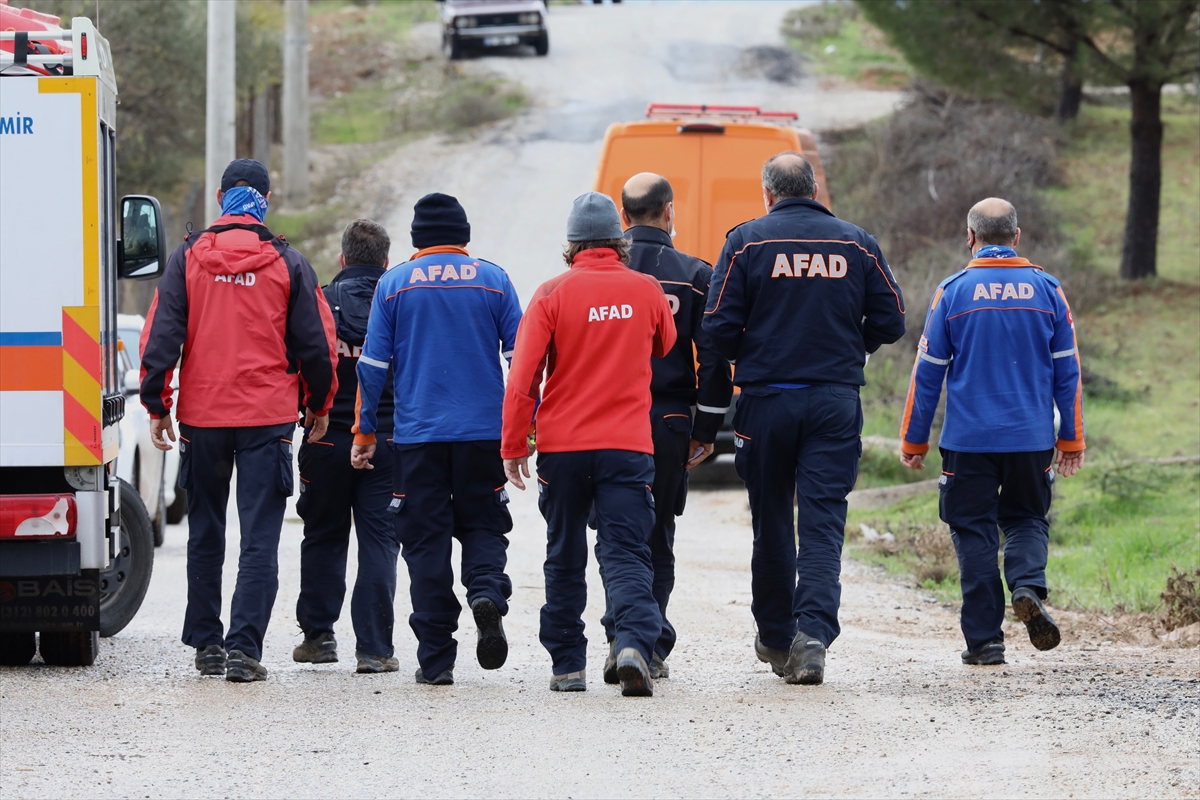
top-left (411, 193), bottom-right (471, 248)
top-left (220, 158), bottom-right (270, 196)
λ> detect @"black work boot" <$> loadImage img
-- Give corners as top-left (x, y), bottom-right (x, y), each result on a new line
top-left (292, 632), bottom-right (338, 664)
top-left (415, 667), bottom-right (454, 686)
top-left (1011, 587), bottom-right (1062, 651)
top-left (615, 647), bottom-right (654, 697)
top-left (550, 670), bottom-right (587, 692)
top-left (962, 640), bottom-right (1006, 665)
top-left (784, 630), bottom-right (826, 685)
top-left (470, 597), bottom-right (508, 670)
top-left (754, 635), bottom-right (788, 677)
top-left (225, 650), bottom-right (268, 682)
top-left (194, 645), bottom-right (227, 677)
top-left (603, 641), bottom-right (619, 685)
top-left (356, 653), bottom-right (400, 674)
top-left (650, 653), bottom-right (669, 680)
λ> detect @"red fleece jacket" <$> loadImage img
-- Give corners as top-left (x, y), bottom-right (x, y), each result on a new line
top-left (501, 248), bottom-right (677, 458)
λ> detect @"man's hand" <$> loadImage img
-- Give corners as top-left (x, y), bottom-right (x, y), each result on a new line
top-left (504, 457), bottom-right (530, 491)
top-left (351, 443), bottom-right (376, 470)
top-left (1055, 448), bottom-right (1085, 478)
top-left (685, 439), bottom-right (714, 470)
top-left (900, 452), bottom-right (925, 470)
top-left (304, 410), bottom-right (329, 444)
top-left (150, 415), bottom-right (176, 452)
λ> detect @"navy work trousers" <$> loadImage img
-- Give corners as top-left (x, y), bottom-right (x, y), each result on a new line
top-left (537, 450), bottom-right (661, 675)
top-left (597, 399), bottom-right (691, 658)
top-left (391, 441), bottom-right (513, 678)
top-left (295, 427), bottom-right (400, 658)
top-left (733, 386), bottom-right (862, 650)
top-left (179, 421), bottom-right (295, 661)
top-left (939, 448), bottom-right (1054, 651)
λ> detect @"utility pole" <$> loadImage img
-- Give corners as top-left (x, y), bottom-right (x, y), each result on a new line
top-left (282, 0), bottom-right (309, 208)
top-left (204, 0), bottom-right (237, 224)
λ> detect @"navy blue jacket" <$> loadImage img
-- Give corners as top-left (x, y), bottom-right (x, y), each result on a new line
top-left (703, 198), bottom-right (906, 389)
top-left (322, 265), bottom-right (395, 435)
top-left (626, 226), bottom-right (733, 443)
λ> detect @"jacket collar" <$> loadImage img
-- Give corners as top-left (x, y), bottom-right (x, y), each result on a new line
top-left (330, 264), bottom-right (386, 284)
top-left (966, 256), bottom-right (1041, 270)
top-left (570, 247), bottom-right (625, 270)
top-left (412, 244), bottom-right (469, 260)
top-left (768, 197), bottom-right (836, 218)
top-left (625, 225), bottom-right (674, 249)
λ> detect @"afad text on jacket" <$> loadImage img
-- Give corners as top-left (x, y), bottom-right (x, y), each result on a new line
top-left (139, 215), bottom-right (339, 427)
top-left (702, 197), bottom-right (906, 389)
top-left (501, 247), bottom-right (677, 459)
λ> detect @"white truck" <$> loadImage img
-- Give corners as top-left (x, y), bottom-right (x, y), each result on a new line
top-left (0, 4), bottom-right (164, 666)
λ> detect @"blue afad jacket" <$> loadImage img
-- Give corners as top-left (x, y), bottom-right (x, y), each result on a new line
top-left (703, 197), bottom-right (907, 389)
top-left (354, 246), bottom-right (522, 445)
top-left (899, 251), bottom-right (1085, 456)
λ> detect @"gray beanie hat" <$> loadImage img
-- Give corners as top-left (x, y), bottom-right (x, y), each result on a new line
top-left (566, 192), bottom-right (624, 242)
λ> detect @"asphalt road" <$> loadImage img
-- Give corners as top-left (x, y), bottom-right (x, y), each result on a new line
top-left (2, 3), bottom-right (1197, 799)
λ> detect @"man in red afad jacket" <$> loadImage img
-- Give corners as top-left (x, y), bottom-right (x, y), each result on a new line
top-left (502, 192), bottom-right (676, 697)
top-left (139, 159), bottom-right (338, 683)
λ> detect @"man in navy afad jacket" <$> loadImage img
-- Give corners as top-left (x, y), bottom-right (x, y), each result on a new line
top-left (353, 194), bottom-right (523, 686)
top-left (900, 198), bottom-right (1085, 666)
top-left (703, 152), bottom-right (906, 686)
top-left (292, 219), bottom-right (401, 675)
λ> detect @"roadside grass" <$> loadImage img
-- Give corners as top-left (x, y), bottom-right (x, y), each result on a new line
top-left (781, 2), bottom-right (909, 88)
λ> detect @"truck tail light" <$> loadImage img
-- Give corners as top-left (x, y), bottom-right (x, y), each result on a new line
top-left (0, 495), bottom-right (77, 539)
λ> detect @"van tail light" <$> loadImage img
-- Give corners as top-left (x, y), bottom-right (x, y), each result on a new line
top-left (0, 495), bottom-right (77, 539)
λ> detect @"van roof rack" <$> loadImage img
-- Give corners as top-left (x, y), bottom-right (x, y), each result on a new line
top-left (645, 103), bottom-right (798, 124)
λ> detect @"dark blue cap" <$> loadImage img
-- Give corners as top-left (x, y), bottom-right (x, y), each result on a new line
top-left (220, 158), bottom-right (270, 196)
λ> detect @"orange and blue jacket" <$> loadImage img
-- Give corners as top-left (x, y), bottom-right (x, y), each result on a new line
top-left (899, 250), bottom-right (1085, 455)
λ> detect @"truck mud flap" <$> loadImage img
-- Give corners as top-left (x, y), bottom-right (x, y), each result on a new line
top-left (0, 569), bottom-right (100, 632)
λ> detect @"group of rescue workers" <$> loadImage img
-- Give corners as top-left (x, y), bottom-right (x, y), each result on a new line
top-left (138, 152), bottom-right (1085, 693)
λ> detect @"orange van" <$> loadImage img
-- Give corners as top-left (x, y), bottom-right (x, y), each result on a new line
top-left (592, 104), bottom-right (829, 267)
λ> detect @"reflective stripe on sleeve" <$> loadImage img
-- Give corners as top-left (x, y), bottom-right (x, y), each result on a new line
top-left (918, 352), bottom-right (951, 366)
top-left (501, 350), bottom-right (514, 359)
top-left (1051, 347), bottom-right (1078, 359)
top-left (697, 404), bottom-right (729, 414)
top-left (359, 354), bottom-right (389, 369)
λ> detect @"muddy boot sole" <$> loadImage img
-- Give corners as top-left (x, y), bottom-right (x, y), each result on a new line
top-left (472, 598), bottom-right (508, 670)
top-left (615, 648), bottom-right (653, 697)
top-left (784, 632), bottom-right (826, 686)
top-left (1012, 590), bottom-right (1061, 651)
top-left (225, 651), bottom-right (267, 683)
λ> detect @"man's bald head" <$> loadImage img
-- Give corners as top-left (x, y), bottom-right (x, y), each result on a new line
top-left (967, 198), bottom-right (1019, 247)
top-left (762, 151), bottom-right (816, 201)
top-left (621, 172), bottom-right (674, 229)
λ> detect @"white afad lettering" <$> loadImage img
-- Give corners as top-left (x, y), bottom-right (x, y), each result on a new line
top-left (973, 283), bottom-right (990, 301)
top-left (666, 295), bottom-right (680, 315)
top-left (588, 307), bottom-right (600, 322)
top-left (829, 254), bottom-right (848, 278)
top-left (621, 304), bottom-right (633, 318)
top-left (461, 264), bottom-right (477, 280)
top-left (1019, 282), bottom-right (1035, 298)
top-left (588, 304), bottom-right (635, 322)
top-left (214, 272), bottom-right (256, 286)
top-left (771, 253), bottom-right (792, 278)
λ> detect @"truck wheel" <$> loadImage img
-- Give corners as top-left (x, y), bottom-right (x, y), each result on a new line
top-left (99, 479), bottom-right (154, 637)
top-left (166, 486), bottom-right (187, 524)
top-left (39, 631), bottom-right (99, 667)
top-left (152, 478), bottom-right (166, 547)
top-left (534, 32), bottom-right (549, 56)
top-left (0, 632), bottom-right (37, 666)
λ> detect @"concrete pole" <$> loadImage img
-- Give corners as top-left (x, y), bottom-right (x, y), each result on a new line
top-left (282, 0), bottom-right (309, 208)
top-left (252, 86), bottom-right (271, 167)
top-left (204, 0), bottom-right (237, 224)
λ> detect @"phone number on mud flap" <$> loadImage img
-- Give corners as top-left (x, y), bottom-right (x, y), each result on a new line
top-left (0, 604), bottom-right (95, 619)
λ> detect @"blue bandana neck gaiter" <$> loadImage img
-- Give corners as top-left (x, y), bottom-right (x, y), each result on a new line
top-left (220, 185), bottom-right (268, 223)
top-left (975, 245), bottom-right (1018, 259)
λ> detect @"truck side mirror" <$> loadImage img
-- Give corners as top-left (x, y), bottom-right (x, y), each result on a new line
top-left (118, 195), bottom-right (167, 281)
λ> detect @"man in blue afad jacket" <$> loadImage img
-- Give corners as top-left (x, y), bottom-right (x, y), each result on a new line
top-left (703, 152), bottom-right (907, 686)
top-left (352, 193), bottom-right (523, 686)
top-left (900, 197), bottom-right (1086, 667)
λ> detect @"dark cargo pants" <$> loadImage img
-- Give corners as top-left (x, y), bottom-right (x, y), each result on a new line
top-left (733, 386), bottom-right (862, 651)
top-left (939, 448), bottom-right (1055, 651)
top-left (295, 427), bottom-right (399, 658)
top-left (179, 421), bottom-right (295, 661)
top-left (390, 440), bottom-right (513, 679)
